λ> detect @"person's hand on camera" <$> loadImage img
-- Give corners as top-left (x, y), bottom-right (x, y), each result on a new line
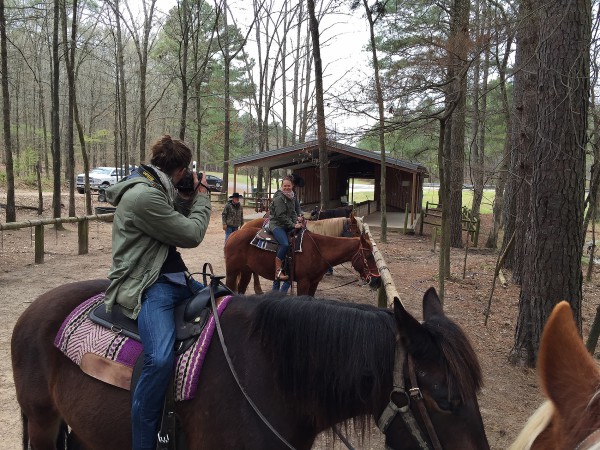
top-left (196, 172), bottom-right (209, 194)
top-left (294, 223), bottom-right (302, 229)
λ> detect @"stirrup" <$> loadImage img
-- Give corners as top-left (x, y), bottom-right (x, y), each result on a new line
top-left (276, 270), bottom-right (289, 281)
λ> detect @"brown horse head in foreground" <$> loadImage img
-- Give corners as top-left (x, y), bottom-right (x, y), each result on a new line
top-left (510, 301), bottom-right (600, 450)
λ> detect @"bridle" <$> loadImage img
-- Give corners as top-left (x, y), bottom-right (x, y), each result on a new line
top-left (378, 345), bottom-right (443, 450)
top-left (350, 241), bottom-right (380, 283)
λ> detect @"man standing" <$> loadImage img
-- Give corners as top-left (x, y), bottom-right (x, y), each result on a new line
top-left (222, 192), bottom-right (243, 242)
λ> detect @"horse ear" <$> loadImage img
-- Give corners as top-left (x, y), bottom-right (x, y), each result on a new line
top-left (423, 287), bottom-right (444, 321)
top-left (393, 298), bottom-right (436, 358)
top-left (538, 302), bottom-right (600, 418)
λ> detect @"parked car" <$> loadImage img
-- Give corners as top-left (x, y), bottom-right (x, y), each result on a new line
top-left (76, 167), bottom-right (125, 194)
top-left (205, 174), bottom-right (223, 192)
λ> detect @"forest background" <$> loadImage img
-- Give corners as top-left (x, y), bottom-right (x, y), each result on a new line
top-left (0, 0), bottom-right (598, 367)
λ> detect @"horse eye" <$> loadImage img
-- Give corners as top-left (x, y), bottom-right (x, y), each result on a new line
top-left (435, 398), bottom-right (454, 412)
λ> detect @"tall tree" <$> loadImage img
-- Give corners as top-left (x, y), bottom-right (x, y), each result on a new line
top-left (501, 0), bottom-right (538, 283)
top-left (307, 0), bottom-right (329, 209)
top-left (0, 0), bottom-right (15, 222)
top-left (359, 0), bottom-right (389, 241)
top-left (509, 0), bottom-right (590, 367)
top-left (51, 0), bottom-right (62, 221)
top-left (123, 0), bottom-right (157, 164)
top-left (447, 0), bottom-right (470, 248)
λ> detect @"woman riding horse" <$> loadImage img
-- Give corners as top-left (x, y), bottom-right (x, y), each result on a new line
top-left (268, 175), bottom-right (303, 281)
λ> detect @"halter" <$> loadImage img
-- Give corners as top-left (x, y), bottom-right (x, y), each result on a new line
top-left (377, 345), bottom-right (443, 450)
top-left (350, 244), bottom-right (380, 283)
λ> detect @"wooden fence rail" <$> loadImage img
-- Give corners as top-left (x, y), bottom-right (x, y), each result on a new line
top-left (357, 218), bottom-right (403, 309)
top-left (0, 213), bottom-right (115, 264)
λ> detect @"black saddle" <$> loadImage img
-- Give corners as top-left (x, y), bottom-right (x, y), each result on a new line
top-left (89, 283), bottom-right (232, 354)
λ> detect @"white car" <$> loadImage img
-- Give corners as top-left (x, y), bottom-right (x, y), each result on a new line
top-left (76, 167), bottom-right (125, 194)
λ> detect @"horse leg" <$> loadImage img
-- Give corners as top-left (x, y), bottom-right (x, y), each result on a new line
top-left (238, 271), bottom-right (252, 294)
top-left (225, 270), bottom-right (239, 292)
top-left (252, 273), bottom-right (263, 294)
top-left (23, 408), bottom-right (63, 450)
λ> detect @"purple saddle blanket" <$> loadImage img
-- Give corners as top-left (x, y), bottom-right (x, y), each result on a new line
top-left (54, 293), bottom-right (232, 401)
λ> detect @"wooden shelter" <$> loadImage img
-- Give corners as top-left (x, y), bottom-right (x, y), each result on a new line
top-left (231, 139), bottom-right (428, 221)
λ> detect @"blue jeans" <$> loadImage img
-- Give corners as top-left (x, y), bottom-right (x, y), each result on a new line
top-left (131, 276), bottom-right (203, 450)
top-left (272, 279), bottom-right (291, 293)
top-left (272, 226), bottom-right (289, 260)
top-left (224, 226), bottom-right (239, 242)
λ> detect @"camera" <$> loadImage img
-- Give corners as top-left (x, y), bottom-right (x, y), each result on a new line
top-left (175, 170), bottom-right (203, 193)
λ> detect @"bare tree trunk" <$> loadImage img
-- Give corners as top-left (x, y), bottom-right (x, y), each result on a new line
top-left (502, 0), bottom-right (538, 279)
top-left (485, 10), bottom-right (515, 248)
top-left (307, 0), bottom-right (329, 209)
top-left (291, 1), bottom-right (303, 145)
top-left (362, 0), bottom-right (387, 242)
top-left (51, 0), bottom-right (62, 222)
top-left (510, 0), bottom-right (590, 367)
top-left (448, 0), bottom-right (469, 248)
top-left (61, 0), bottom-right (76, 217)
top-left (113, 0), bottom-right (129, 166)
top-left (179, 0), bottom-right (190, 140)
top-left (0, 0), bottom-right (15, 222)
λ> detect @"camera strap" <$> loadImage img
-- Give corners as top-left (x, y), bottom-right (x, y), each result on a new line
top-left (136, 165), bottom-right (165, 191)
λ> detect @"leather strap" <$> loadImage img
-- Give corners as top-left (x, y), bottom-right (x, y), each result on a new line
top-left (408, 356), bottom-right (443, 450)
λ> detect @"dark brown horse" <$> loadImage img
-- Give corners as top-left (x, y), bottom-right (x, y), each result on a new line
top-left (510, 301), bottom-right (600, 450)
top-left (225, 227), bottom-right (380, 295)
top-left (12, 281), bottom-right (490, 449)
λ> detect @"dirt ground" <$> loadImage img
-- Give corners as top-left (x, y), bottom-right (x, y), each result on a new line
top-left (1, 190), bottom-right (599, 449)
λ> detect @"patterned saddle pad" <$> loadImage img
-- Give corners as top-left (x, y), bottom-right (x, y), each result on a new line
top-left (250, 228), bottom-right (305, 253)
top-left (54, 293), bottom-right (232, 401)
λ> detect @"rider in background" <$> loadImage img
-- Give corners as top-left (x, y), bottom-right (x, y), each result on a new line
top-left (268, 174), bottom-right (303, 281)
top-left (104, 135), bottom-right (211, 450)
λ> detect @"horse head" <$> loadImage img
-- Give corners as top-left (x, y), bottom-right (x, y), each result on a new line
top-left (384, 288), bottom-right (490, 450)
top-left (510, 302), bottom-right (600, 450)
top-left (350, 233), bottom-right (381, 289)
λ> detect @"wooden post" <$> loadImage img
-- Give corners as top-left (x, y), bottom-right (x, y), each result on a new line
top-left (473, 217), bottom-right (481, 247)
top-left (78, 219), bottom-right (89, 255)
top-left (404, 202), bottom-right (409, 234)
top-left (34, 224), bottom-right (44, 264)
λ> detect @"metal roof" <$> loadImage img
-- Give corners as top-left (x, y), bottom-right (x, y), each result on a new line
top-left (231, 139), bottom-right (428, 175)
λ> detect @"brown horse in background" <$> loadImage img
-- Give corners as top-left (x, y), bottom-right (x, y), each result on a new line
top-left (240, 216), bottom-right (362, 293)
top-left (510, 302), bottom-right (600, 450)
top-left (225, 227), bottom-right (380, 296)
top-left (12, 281), bottom-right (491, 449)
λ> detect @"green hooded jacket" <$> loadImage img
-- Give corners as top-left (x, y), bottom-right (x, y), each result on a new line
top-left (268, 190), bottom-right (297, 231)
top-left (104, 172), bottom-right (211, 319)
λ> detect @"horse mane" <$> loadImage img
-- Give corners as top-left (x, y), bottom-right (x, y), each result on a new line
top-left (251, 293), bottom-right (396, 429)
top-left (305, 217), bottom-right (346, 236)
top-left (422, 315), bottom-right (484, 400)
top-left (508, 401), bottom-right (554, 450)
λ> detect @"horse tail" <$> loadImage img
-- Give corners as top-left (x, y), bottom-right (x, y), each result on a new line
top-left (20, 411), bottom-right (28, 450)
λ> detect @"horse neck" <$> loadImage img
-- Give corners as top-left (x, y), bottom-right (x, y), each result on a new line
top-left (313, 235), bottom-right (360, 267)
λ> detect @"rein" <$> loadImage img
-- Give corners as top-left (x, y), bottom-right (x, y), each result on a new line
top-left (204, 264), bottom-right (296, 450)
